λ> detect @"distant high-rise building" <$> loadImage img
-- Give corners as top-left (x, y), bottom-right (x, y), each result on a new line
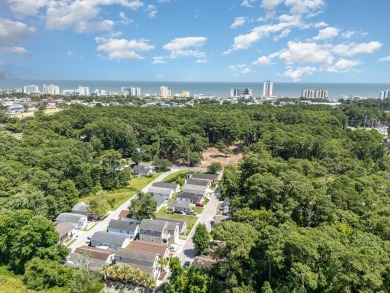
top-left (22, 85), bottom-right (39, 94)
top-left (160, 86), bottom-right (171, 98)
top-left (378, 90), bottom-right (390, 99)
top-left (301, 88), bottom-right (328, 99)
top-left (43, 84), bottom-right (60, 95)
top-left (122, 87), bottom-right (141, 96)
top-left (78, 86), bottom-right (90, 96)
top-left (180, 90), bottom-right (190, 98)
top-left (231, 88), bottom-right (252, 98)
top-left (263, 81), bottom-right (273, 96)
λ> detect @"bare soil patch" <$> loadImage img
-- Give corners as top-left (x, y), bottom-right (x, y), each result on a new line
top-left (200, 145), bottom-right (243, 167)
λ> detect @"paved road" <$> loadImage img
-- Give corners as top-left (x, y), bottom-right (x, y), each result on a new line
top-left (69, 168), bottom-right (181, 252)
top-left (177, 190), bottom-right (220, 265)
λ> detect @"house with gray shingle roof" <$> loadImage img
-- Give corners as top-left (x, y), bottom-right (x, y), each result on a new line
top-left (153, 182), bottom-right (180, 193)
top-left (186, 178), bottom-right (209, 187)
top-left (55, 222), bottom-right (74, 242)
top-left (168, 200), bottom-right (191, 213)
top-left (189, 173), bottom-right (216, 183)
top-left (71, 202), bottom-right (89, 216)
top-left (148, 186), bottom-right (174, 199)
top-left (139, 219), bottom-right (170, 245)
top-left (155, 217), bottom-right (187, 235)
top-left (182, 183), bottom-right (207, 196)
top-left (90, 231), bottom-right (131, 249)
top-left (107, 219), bottom-right (139, 238)
top-left (176, 192), bottom-right (203, 204)
top-left (55, 213), bottom-right (88, 229)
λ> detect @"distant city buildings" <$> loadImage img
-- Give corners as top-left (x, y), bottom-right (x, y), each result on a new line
top-left (378, 90), bottom-right (390, 99)
top-left (122, 87), bottom-right (141, 97)
top-left (262, 81), bottom-right (273, 97)
top-left (230, 88), bottom-right (252, 98)
top-left (22, 85), bottom-right (39, 95)
top-left (62, 86), bottom-right (90, 96)
top-left (43, 84), bottom-right (60, 95)
top-left (78, 86), bottom-right (90, 96)
top-left (180, 90), bottom-right (190, 98)
top-left (160, 86), bottom-right (171, 98)
top-left (301, 88), bottom-right (329, 99)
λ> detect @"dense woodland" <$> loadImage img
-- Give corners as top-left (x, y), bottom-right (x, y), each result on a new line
top-left (0, 100), bottom-right (389, 292)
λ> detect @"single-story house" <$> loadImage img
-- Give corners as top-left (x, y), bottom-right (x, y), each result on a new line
top-left (192, 255), bottom-right (218, 269)
top-left (153, 182), bottom-right (180, 193)
top-left (115, 248), bottom-right (160, 280)
top-left (107, 219), bottom-right (139, 238)
top-left (152, 194), bottom-right (166, 212)
top-left (55, 222), bottom-right (74, 242)
top-left (90, 231), bottom-right (131, 250)
top-left (117, 210), bottom-right (141, 224)
top-left (167, 200), bottom-right (191, 213)
top-left (182, 184), bottom-right (207, 196)
top-left (148, 186), bottom-right (174, 199)
top-left (55, 213), bottom-right (88, 229)
top-left (176, 192), bottom-right (203, 204)
top-left (139, 219), bottom-right (170, 245)
top-left (132, 165), bottom-right (154, 177)
top-left (189, 173), bottom-right (216, 183)
top-left (129, 240), bottom-right (169, 258)
top-left (71, 202), bottom-right (89, 216)
top-left (66, 246), bottom-right (114, 271)
top-left (155, 217), bottom-right (187, 235)
top-left (185, 178), bottom-right (209, 187)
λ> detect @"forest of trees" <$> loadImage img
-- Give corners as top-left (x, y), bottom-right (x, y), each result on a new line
top-left (0, 100), bottom-right (389, 292)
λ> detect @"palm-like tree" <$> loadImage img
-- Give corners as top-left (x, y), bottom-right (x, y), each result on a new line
top-left (158, 256), bottom-right (169, 272)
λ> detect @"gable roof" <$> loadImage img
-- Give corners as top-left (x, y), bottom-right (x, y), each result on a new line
top-left (177, 192), bottom-right (203, 201)
top-left (91, 231), bottom-right (129, 246)
top-left (75, 246), bottom-right (114, 261)
top-left (116, 248), bottom-right (158, 263)
top-left (139, 219), bottom-right (166, 232)
top-left (155, 217), bottom-right (186, 231)
top-left (55, 222), bottom-right (74, 236)
top-left (118, 209), bottom-right (131, 218)
top-left (169, 200), bottom-right (191, 209)
top-left (55, 213), bottom-right (86, 224)
top-left (148, 186), bottom-right (173, 195)
top-left (71, 202), bottom-right (89, 213)
top-left (108, 219), bottom-right (139, 232)
top-left (133, 165), bottom-right (153, 173)
top-left (190, 174), bottom-right (216, 181)
top-left (152, 194), bottom-right (165, 208)
top-left (186, 178), bottom-right (209, 186)
top-left (129, 240), bottom-right (168, 255)
top-left (153, 182), bottom-right (178, 190)
top-left (182, 184), bottom-right (207, 192)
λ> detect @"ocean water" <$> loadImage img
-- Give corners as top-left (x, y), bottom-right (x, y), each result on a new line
top-left (1, 79), bottom-right (390, 101)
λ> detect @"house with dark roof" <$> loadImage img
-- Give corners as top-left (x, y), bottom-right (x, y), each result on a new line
top-left (117, 210), bottom-right (141, 224)
top-left (107, 219), bottom-right (139, 238)
top-left (139, 219), bottom-right (170, 244)
top-left (129, 240), bottom-right (169, 258)
top-left (71, 202), bottom-right (89, 216)
top-left (115, 248), bottom-right (160, 280)
top-left (152, 194), bottom-right (166, 212)
top-left (185, 178), bottom-right (209, 187)
top-left (148, 186), bottom-right (174, 199)
top-left (182, 183), bottom-right (207, 196)
top-left (153, 182), bottom-right (180, 193)
top-left (155, 217), bottom-right (187, 235)
top-left (66, 246), bottom-right (114, 271)
top-left (55, 222), bottom-right (74, 242)
top-left (189, 173), bottom-right (216, 183)
top-left (90, 231), bottom-right (131, 249)
top-left (167, 200), bottom-right (191, 213)
top-left (176, 192), bottom-right (203, 204)
top-left (132, 165), bottom-right (154, 177)
top-left (55, 213), bottom-right (88, 229)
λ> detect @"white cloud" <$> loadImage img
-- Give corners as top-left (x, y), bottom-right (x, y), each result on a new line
top-left (285, 0), bottom-right (326, 16)
top-left (332, 41), bottom-right (382, 57)
top-left (73, 20), bottom-right (114, 33)
top-left (153, 56), bottom-right (166, 64)
top-left (146, 4), bottom-right (157, 18)
top-left (163, 37), bottom-right (207, 59)
top-left (119, 12), bottom-right (133, 24)
top-left (96, 37), bottom-right (154, 60)
top-left (6, 0), bottom-right (49, 16)
top-left (0, 18), bottom-right (35, 55)
top-left (231, 17), bottom-right (247, 29)
top-left (253, 55), bottom-right (273, 65)
top-left (196, 59), bottom-right (208, 63)
top-left (314, 26), bottom-right (339, 40)
top-left (273, 28), bottom-right (291, 41)
top-left (379, 56), bottom-right (390, 62)
top-left (278, 41), bottom-right (334, 65)
top-left (327, 59), bottom-right (361, 72)
top-left (261, 0), bottom-right (283, 10)
top-left (229, 63), bottom-right (251, 74)
top-left (314, 21), bottom-right (327, 27)
top-left (157, 0), bottom-right (171, 3)
top-left (342, 31), bottom-right (355, 39)
top-left (282, 66), bottom-right (317, 81)
top-left (241, 0), bottom-right (257, 8)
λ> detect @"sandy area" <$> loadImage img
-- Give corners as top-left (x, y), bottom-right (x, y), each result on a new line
top-left (200, 145), bottom-right (243, 167)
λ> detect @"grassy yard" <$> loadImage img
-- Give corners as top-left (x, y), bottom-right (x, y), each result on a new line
top-left (193, 206), bottom-right (204, 214)
top-left (155, 209), bottom-right (198, 233)
top-left (82, 172), bottom-right (162, 210)
top-left (162, 170), bottom-right (189, 184)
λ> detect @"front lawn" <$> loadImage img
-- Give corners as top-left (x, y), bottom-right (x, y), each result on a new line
top-left (193, 206), bottom-right (204, 214)
top-left (155, 209), bottom-right (198, 233)
top-left (162, 170), bottom-right (189, 184)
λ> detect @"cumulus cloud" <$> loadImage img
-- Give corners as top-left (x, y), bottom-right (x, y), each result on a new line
top-left (146, 4), bottom-right (157, 18)
top-left (253, 55), bottom-right (273, 65)
top-left (241, 0), bottom-right (257, 8)
top-left (314, 26), bottom-right (339, 40)
top-left (153, 56), bottom-right (166, 64)
top-left (231, 17), bottom-right (247, 29)
top-left (6, 0), bottom-right (49, 16)
top-left (286, 0), bottom-right (326, 16)
top-left (0, 18), bottom-right (35, 55)
top-left (278, 41), bottom-right (334, 65)
top-left (229, 64), bottom-right (251, 74)
top-left (327, 59), bottom-right (361, 72)
top-left (379, 56), bottom-right (390, 62)
top-left (96, 37), bottom-right (154, 60)
top-left (332, 41), bottom-right (382, 57)
top-left (163, 37), bottom-right (207, 59)
top-left (282, 66), bottom-right (317, 81)
top-left (73, 20), bottom-right (114, 33)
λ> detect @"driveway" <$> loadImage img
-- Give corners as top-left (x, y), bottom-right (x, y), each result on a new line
top-left (68, 168), bottom-right (180, 252)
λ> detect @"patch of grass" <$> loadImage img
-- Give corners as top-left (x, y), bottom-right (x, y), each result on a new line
top-left (193, 206), bottom-right (204, 214)
top-left (162, 170), bottom-right (189, 184)
top-left (216, 210), bottom-right (222, 215)
top-left (65, 238), bottom-right (77, 246)
top-left (155, 209), bottom-right (198, 232)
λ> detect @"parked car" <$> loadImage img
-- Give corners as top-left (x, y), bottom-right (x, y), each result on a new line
top-left (186, 211), bottom-right (197, 216)
top-left (174, 210), bottom-right (186, 214)
top-left (183, 261), bottom-right (190, 268)
top-left (195, 203), bottom-right (204, 207)
top-left (169, 246), bottom-right (177, 252)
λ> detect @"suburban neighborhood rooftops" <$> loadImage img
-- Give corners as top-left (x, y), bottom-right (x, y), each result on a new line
top-left (75, 246), bottom-right (114, 261)
top-left (139, 219), bottom-right (166, 232)
top-left (177, 192), bottom-right (203, 201)
top-left (169, 200), bottom-right (191, 209)
top-left (186, 178), bottom-right (209, 186)
top-left (55, 222), bottom-right (74, 236)
top-left (148, 186), bottom-right (173, 195)
top-left (116, 248), bottom-right (158, 263)
top-left (133, 165), bottom-right (154, 173)
top-left (153, 182), bottom-right (178, 190)
top-left (129, 240), bottom-right (168, 256)
top-left (55, 213), bottom-right (86, 223)
top-left (71, 202), bottom-right (89, 213)
top-left (108, 219), bottom-right (139, 232)
top-left (190, 174), bottom-right (216, 181)
top-left (152, 194), bottom-right (165, 208)
top-left (182, 184), bottom-right (208, 192)
top-left (155, 217), bottom-right (187, 231)
top-left (116, 262), bottom-right (154, 275)
top-left (91, 231), bottom-right (129, 245)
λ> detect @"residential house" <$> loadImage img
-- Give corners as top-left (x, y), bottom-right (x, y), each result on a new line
top-left (153, 182), bottom-right (180, 193)
top-left (167, 200), bottom-right (191, 213)
top-left (66, 246), bottom-right (114, 271)
top-left (55, 213), bottom-right (88, 229)
top-left (71, 202), bottom-right (89, 216)
top-left (115, 248), bottom-right (160, 280)
top-left (182, 184), bottom-right (207, 196)
top-left (189, 173), bottom-right (216, 183)
top-left (213, 215), bottom-right (230, 227)
top-left (107, 219), bottom-right (139, 239)
top-left (55, 222), bottom-right (74, 242)
top-left (129, 240), bottom-right (169, 258)
top-left (176, 192), bottom-right (203, 204)
top-left (193, 255), bottom-right (218, 269)
top-left (155, 217), bottom-right (187, 235)
top-left (117, 210), bottom-right (141, 224)
top-left (90, 231), bottom-right (131, 250)
top-left (132, 165), bottom-right (154, 177)
top-left (152, 194), bottom-right (166, 212)
top-left (185, 178), bottom-right (209, 187)
top-left (139, 219), bottom-right (170, 245)
top-left (148, 186), bottom-right (174, 199)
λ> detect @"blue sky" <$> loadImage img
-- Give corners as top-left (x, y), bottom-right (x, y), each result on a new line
top-left (0, 0), bottom-right (390, 82)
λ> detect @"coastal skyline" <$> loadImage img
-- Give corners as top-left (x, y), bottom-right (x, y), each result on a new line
top-left (1, 0), bottom-right (390, 82)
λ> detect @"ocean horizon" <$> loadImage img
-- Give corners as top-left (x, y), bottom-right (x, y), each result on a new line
top-left (1, 79), bottom-right (390, 101)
